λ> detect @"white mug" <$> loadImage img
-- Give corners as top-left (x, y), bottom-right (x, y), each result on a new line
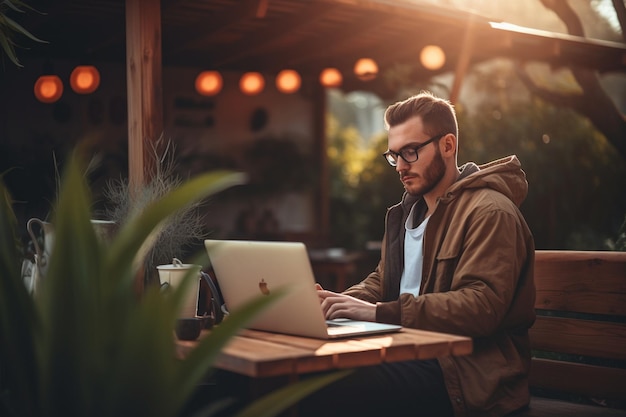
top-left (157, 258), bottom-right (202, 318)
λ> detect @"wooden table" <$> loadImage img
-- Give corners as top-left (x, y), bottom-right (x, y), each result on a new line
top-left (176, 327), bottom-right (472, 416)
top-left (176, 326), bottom-right (472, 379)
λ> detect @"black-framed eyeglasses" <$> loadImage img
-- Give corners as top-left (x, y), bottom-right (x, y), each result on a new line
top-left (382, 134), bottom-right (445, 167)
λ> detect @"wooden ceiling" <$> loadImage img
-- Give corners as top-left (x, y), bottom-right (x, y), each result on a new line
top-left (13, 0), bottom-right (626, 96)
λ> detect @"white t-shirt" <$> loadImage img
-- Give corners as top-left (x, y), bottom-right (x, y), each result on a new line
top-left (400, 203), bottom-right (429, 296)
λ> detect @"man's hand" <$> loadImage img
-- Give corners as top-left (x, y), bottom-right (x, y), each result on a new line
top-left (315, 284), bottom-right (376, 321)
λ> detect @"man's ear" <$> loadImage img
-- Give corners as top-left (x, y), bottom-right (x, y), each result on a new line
top-left (442, 133), bottom-right (457, 156)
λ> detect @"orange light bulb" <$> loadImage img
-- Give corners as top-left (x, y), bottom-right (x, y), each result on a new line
top-left (34, 75), bottom-right (64, 103)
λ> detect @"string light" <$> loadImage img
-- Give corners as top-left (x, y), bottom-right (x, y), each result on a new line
top-left (70, 65), bottom-right (101, 94)
top-left (276, 69), bottom-right (301, 94)
top-left (354, 58), bottom-right (378, 81)
top-left (195, 70), bottom-right (223, 96)
top-left (420, 45), bottom-right (446, 70)
top-left (239, 72), bottom-right (265, 95)
top-left (319, 68), bottom-right (342, 87)
top-left (34, 75), bottom-right (63, 103)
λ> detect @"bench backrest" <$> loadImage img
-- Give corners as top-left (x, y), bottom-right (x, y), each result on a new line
top-left (529, 250), bottom-right (626, 401)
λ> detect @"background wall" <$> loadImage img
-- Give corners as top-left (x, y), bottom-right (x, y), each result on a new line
top-left (0, 59), bottom-right (318, 247)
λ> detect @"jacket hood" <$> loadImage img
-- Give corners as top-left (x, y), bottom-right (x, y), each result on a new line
top-left (400, 155), bottom-right (528, 210)
top-left (454, 155), bottom-right (528, 207)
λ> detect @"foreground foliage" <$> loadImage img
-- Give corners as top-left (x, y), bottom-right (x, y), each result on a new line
top-left (0, 151), bottom-right (345, 417)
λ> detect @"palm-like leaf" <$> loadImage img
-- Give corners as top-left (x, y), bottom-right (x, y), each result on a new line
top-left (0, 150), bottom-right (344, 417)
top-left (0, 174), bottom-right (40, 416)
top-left (0, 0), bottom-right (46, 67)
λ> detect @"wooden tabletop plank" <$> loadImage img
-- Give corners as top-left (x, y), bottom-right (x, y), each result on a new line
top-left (217, 335), bottom-right (301, 377)
top-left (417, 329), bottom-right (473, 356)
top-left (397, 328), bottom-right (474, 356)
top-left (352, 333), bottom-right (417, 362)
top-left (239, 329), bottom-right (385, 370)
top-left (176, 326), bottom-right (473, 378)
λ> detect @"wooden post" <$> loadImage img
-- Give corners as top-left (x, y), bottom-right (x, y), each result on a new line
top-left (125, 0), bottom-right (164, 192)
top-left (450, 16), bottom-right (476, 105)
top-left (313, 80), bottom-right (329, 242)
top-left (125, 0), bottom-right (164, 295)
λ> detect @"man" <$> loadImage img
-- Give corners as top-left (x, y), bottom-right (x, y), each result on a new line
top-left (302, 91), bottom-right (536, 417)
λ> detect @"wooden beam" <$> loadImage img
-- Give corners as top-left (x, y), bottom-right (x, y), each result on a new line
top-left (450, 15), bottom-right (476, 104)
top-left (163, 0), bottom-right (261, 53)
top-left (125, 0), bottom-right (164, 191)
top-left (265, 14), bottom-right (385, 69)
top-left (255, 0), bottom-right (269, 18)
top-left (208, 4), bottom-right (340, 69)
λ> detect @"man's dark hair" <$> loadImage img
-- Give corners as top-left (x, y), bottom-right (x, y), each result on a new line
top-left (384, 91), bottom-right (458, 139)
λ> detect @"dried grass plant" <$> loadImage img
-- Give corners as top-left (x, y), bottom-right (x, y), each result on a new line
top-left (103, 136), bottom-right (207, 279)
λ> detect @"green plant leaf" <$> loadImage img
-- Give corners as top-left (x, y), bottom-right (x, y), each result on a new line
top-left (0, 27), bottom-right (20, 66)
top-left (3, 13), bottom-right (45, 43)
top-left (1, 149), bottom-right (337, 417)
top-left (96, 285), bottom-right (181, 417)
top-left (0, 180), bottom-right (40, 416)
top-left (0, 0), bottom-right (46, 67)
top-left (2, 0), bottom-right (36, 13)
top-left (35, 150), bottom-right (106, 415)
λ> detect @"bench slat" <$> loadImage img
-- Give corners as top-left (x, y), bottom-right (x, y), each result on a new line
top-left (527, 251), bottom-right (626, 415)
top-left (534, 251), bottom-right (626, 316)
top-left (530, 358), bottom-right (626, 400)
top-left (534, 290), bottom-right (626, 317)
top-left (530, 316), bottom-right (626, 361)
top-left (516, 396), bottom-right (626, 417)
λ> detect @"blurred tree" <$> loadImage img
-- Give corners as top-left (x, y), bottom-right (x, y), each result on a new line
top-left (459, 61), bottom-right (626, 249)
top-left (326, 0), bottom-right (626, 251)
top-left (327, 114), bottom-right (403, 249)
top-left (515, 0), bottom-right (626, 159)
top-left (328, 59), bottom-right (626, 250)
top-left (353, 133), bottom-right (405, 246)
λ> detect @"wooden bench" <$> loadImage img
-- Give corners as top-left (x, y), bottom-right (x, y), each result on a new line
top-left (515, 250), bottom-right (626, 416)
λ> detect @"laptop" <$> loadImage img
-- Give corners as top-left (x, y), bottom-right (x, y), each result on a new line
top-left (204, 239), bottom-right (402, 339)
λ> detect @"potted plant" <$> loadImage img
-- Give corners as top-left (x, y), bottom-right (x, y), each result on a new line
top-left (0, 148), bottom-right (345, 417)
top-left (101, 136), bottom-right (210, 288)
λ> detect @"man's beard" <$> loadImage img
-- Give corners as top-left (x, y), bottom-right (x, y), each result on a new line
top-left (405, 147), bottom-right (446, 196)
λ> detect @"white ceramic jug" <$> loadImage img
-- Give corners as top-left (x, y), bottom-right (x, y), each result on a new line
top-left (25, 218), bottom-right (54, 294)
top-left (25, 218), bottom-right (116, 294)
